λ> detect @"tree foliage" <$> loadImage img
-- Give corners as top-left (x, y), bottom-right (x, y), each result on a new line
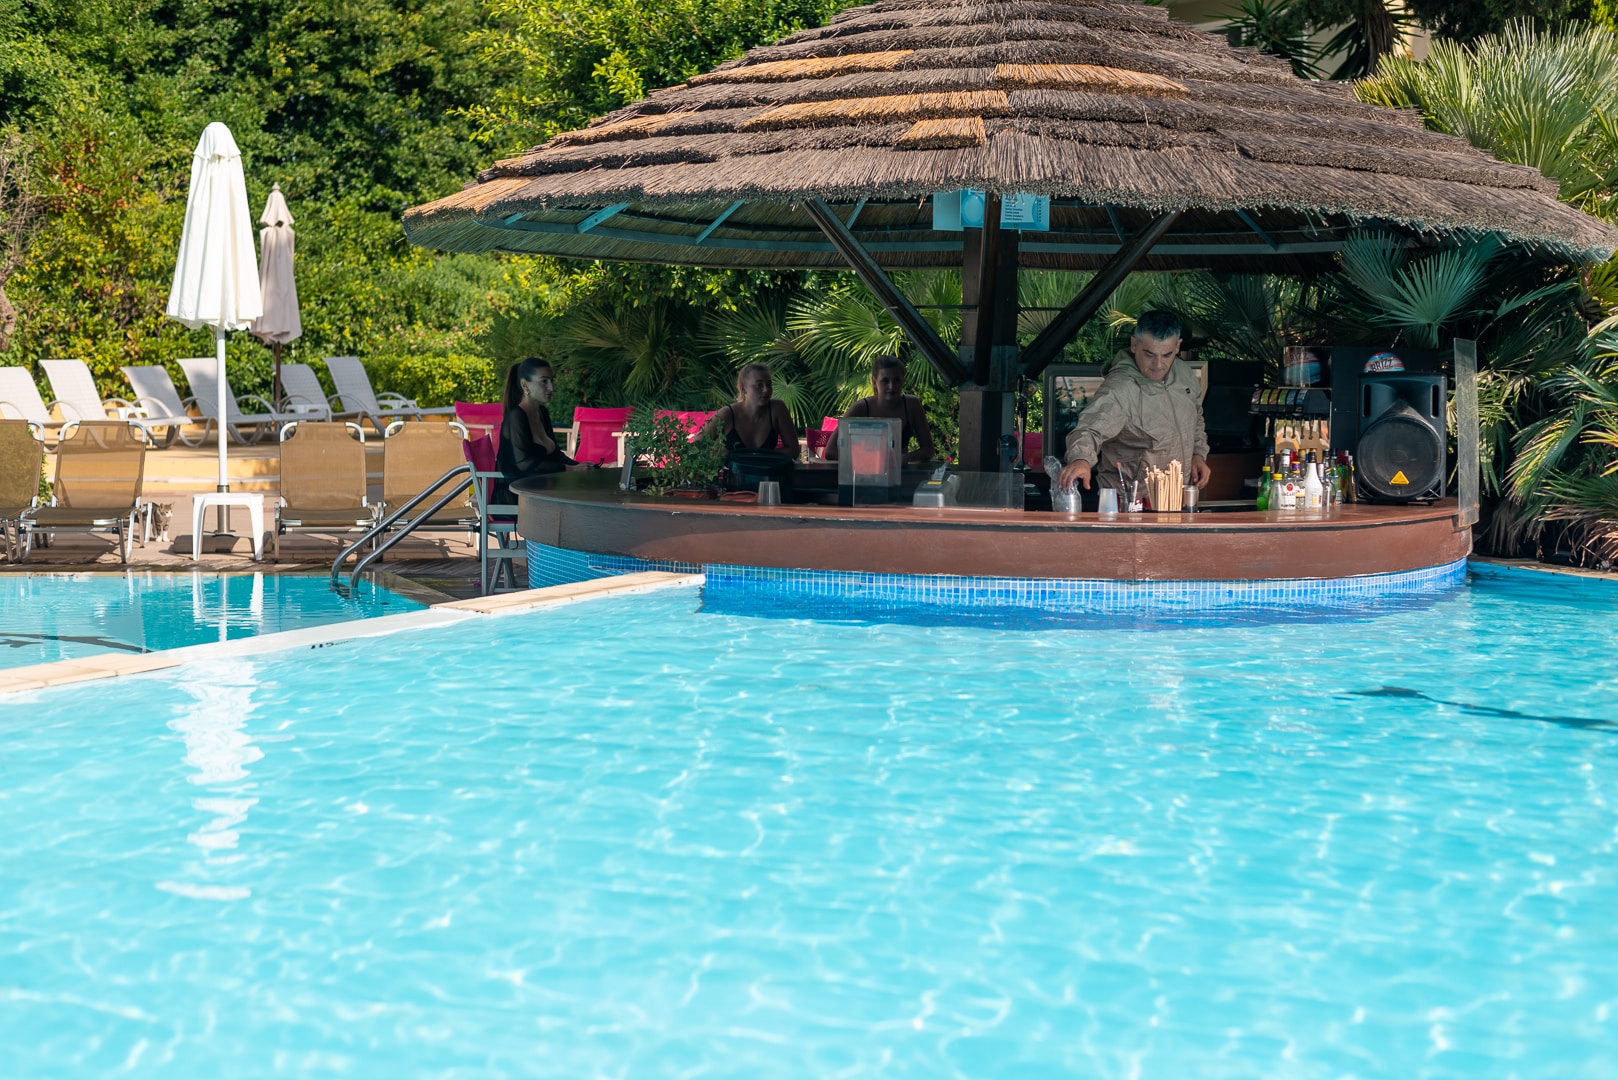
top-left (462, 0), bottom-right (848, 154)
top-left (1, 0), bottom-right (513, 404)
top-left (1357, 22), bottom-right (1618, 218)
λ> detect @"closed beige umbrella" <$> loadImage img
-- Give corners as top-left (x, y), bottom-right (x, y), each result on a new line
top-left (250, 183), bottom-right (301, 407)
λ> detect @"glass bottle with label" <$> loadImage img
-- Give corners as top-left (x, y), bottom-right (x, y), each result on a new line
top-left (1303, 453), bottom-right (1324, 511)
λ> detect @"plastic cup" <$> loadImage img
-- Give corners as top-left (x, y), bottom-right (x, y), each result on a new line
top-left (1098, 488), bottom-right (1119, 517)
top-left (758, 480), bottom-right (781, 506)
top-left (1183, 485), bottom-right (1199, 513)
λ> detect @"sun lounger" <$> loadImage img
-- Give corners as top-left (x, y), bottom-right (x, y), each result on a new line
top-left (177, 357), bottom-right (302, 445)
top-left (379, 421), bottom-right (478, 547)
top-left (120, 365), bottom-right (209, 446)
top-left (0, 366), bottom-right (83, 445)
top-left (0, 419), bottom-right (44, 561)
top-left (41, 358), bottom-right (183, 448)
top-left (272, 421), bottom-right (376, 561)
top-left (323, 356), bottom-right (454, 434)
top-left (276, 363), bottom-right (347, 422)
top-left (18, 421), bottom-right (149, 563)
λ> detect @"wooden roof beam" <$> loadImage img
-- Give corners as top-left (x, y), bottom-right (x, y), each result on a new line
top-left (805, 198), bottom-right (971, 385)
top-left (1020, 209), bottom-right (1182, 379)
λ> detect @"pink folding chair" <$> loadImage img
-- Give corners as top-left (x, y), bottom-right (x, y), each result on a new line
top-left (664, 410), bottom-right (715, 437)
top-left (1023, 431), bottom-right (1044, 471)
top-left (454, 402), bottom-right (503, 448)
top-left (571, 406), bottom-right (634, 465)
top-left (805, 427), bottom-right (834, 459)
top-left (461, 433), bottom-right (520, 592)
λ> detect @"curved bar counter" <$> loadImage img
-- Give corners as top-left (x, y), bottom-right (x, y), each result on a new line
top-left (514, 472), bottom-right (1471, 589)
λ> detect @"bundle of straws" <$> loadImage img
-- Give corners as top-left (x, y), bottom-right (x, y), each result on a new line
top-left (1144, 460), bottom-right (1184, 511)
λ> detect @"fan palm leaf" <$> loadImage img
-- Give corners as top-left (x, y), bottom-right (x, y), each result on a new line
top-left (1358, 22), bottom-right (1618, 216)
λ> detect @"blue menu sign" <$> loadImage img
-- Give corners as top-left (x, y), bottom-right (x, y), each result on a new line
top-left (932, 190), bottom-right (1050, 231)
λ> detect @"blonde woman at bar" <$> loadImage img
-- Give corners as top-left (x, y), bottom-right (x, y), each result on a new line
top-left (702, 363), bottom-right (800, 459)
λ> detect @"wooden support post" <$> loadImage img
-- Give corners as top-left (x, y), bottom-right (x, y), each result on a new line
top-left (970, 193), bottom-right (1003, 386)
top-left (1020, 210), bottom-right (1182, 379)
top-left (957, 196), bottom-right (1022, 473)
top-left (804, 198), bottom-right (969, 385)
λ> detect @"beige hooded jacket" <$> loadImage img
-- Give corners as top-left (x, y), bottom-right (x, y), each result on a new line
top-left (1064, 350), bottom-right (1208, 487)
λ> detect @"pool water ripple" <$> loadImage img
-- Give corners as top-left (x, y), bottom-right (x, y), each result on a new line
top-left (0, 571), bottom-right (420, 669)
top-left (1, 568), bottom-right (1617, 1076)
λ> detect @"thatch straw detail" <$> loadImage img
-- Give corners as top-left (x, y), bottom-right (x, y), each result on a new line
top-left (405, 0), bottom-right (1618, 268)
top-left (994, 63), bottom-right (1187, 96)
top-left (550, 111), bottom-right (702, 147)
top-left (897, 116), bottom-right (987, 148)
top-left (690, 50), bottom-right (913, 84)
top-left (743, 90), bottom-right (1009, 130)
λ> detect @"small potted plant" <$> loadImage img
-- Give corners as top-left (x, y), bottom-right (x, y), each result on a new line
top-left (619, 407), bottom-right (727, 497)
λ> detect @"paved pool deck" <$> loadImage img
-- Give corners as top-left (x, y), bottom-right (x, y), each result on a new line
top-left (2, 440), bottom-right (499, 599)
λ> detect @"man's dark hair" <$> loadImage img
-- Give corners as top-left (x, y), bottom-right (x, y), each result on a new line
top-left (1133, 310), bottom-right (1181, 341)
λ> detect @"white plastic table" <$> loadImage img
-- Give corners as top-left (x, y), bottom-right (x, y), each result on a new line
top-left (192, 492), bottom-right (264, 561)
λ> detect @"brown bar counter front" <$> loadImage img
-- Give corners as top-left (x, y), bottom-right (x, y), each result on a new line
top-left (513, 471), bottom-right (1471, 583)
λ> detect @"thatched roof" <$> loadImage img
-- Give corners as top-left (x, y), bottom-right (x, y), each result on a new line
top-left (403, 0), bottom-right (1618, 273)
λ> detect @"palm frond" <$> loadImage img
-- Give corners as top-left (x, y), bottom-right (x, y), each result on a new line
top-left (1508, 405), bottom-right (1588, 499)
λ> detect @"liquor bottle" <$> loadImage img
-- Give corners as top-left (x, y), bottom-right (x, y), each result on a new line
top-left (1280, 463), bottom-right (1299, 510)
top-left (1269, 469), bottom-right (1284, 512)
top-left (1255, 469), bottom-right (1270, 511)
top-left (1342, 452), bottom-right (1357, 504)
top-left (1303, 455), bottom-right (1324, 511)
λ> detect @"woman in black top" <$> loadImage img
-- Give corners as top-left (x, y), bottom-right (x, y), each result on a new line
top-left (826, 354), bottom-right (936, 464)
top-left (701, 363), bottom-right (801, 459)
top-left (495, 358), bottom-right (586, 502)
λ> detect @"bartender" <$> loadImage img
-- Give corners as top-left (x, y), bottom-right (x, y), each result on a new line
top-left (1057, 310), bottom-right (1210, 498)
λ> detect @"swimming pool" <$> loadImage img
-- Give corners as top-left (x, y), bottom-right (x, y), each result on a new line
top-left (0, 572), bottom-right (421, 669)
top-left (3, 564), bottom-right (1616, 1076)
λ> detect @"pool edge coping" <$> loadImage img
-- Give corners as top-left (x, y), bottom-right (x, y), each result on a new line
top-left (0, 571), bottom-right (703, 696)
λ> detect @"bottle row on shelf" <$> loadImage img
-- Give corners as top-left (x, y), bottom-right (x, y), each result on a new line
top-left (1254, 448), bottom-right (1356, 513)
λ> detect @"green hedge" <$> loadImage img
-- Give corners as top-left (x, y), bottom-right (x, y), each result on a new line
top-left (361, 354), bottom-right (502, 409)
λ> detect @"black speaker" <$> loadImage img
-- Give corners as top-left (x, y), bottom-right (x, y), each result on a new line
top-left (1357, 374), bottom-right (1446, 502)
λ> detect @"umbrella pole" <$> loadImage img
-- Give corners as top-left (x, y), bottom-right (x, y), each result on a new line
top-left (273, 341), bottom-right (282, 410)
top-left (215, 327), bottom-right (230, 533)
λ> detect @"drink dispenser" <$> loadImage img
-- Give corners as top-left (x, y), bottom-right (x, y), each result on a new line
top-left (837, 417), bottom-right (902, 506)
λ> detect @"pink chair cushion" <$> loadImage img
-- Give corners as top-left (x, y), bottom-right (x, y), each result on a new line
top-left (1023, 432), bottom-right (1044, 471)
top-left (571, 406), bottom-right (634, 465)
top-left (462, 433), bottom-right (497, 473)
top-left (455, 402), bottom-right (503, 448)
top-left (805, 427), bottom-right (834, 455)
top-left (663, 410), bottom-right (715, 436)
top-left (821, 416), bottom-right (839, 430)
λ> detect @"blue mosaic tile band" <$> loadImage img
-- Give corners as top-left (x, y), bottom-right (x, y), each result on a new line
top-left (705, 559), bottom-right (1467, 613)
top-left (529, 541), bottom-right (1468, 626)
top-left (527, 540), bottom-right (699, 589)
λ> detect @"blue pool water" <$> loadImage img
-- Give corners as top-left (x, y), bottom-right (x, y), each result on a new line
top-left (3, 565), bottom-right (1617, 1076)
top-left (0, 572), bottom-right (421, 668)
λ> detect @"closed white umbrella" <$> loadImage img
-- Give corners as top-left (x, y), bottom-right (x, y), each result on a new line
top-left (250, 182), bottom-right (301, 407)
top-left (166, 121), bottom-right (261, 495)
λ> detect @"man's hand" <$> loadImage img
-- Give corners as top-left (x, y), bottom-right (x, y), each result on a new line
top-left (1191, 454), bottom-right (1211, 488)
top-left (1057, 459), bottom-right (1092, 491)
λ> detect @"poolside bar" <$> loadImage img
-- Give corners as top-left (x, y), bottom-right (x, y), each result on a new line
top-left (402, 0), bottom-right (1618, 602)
